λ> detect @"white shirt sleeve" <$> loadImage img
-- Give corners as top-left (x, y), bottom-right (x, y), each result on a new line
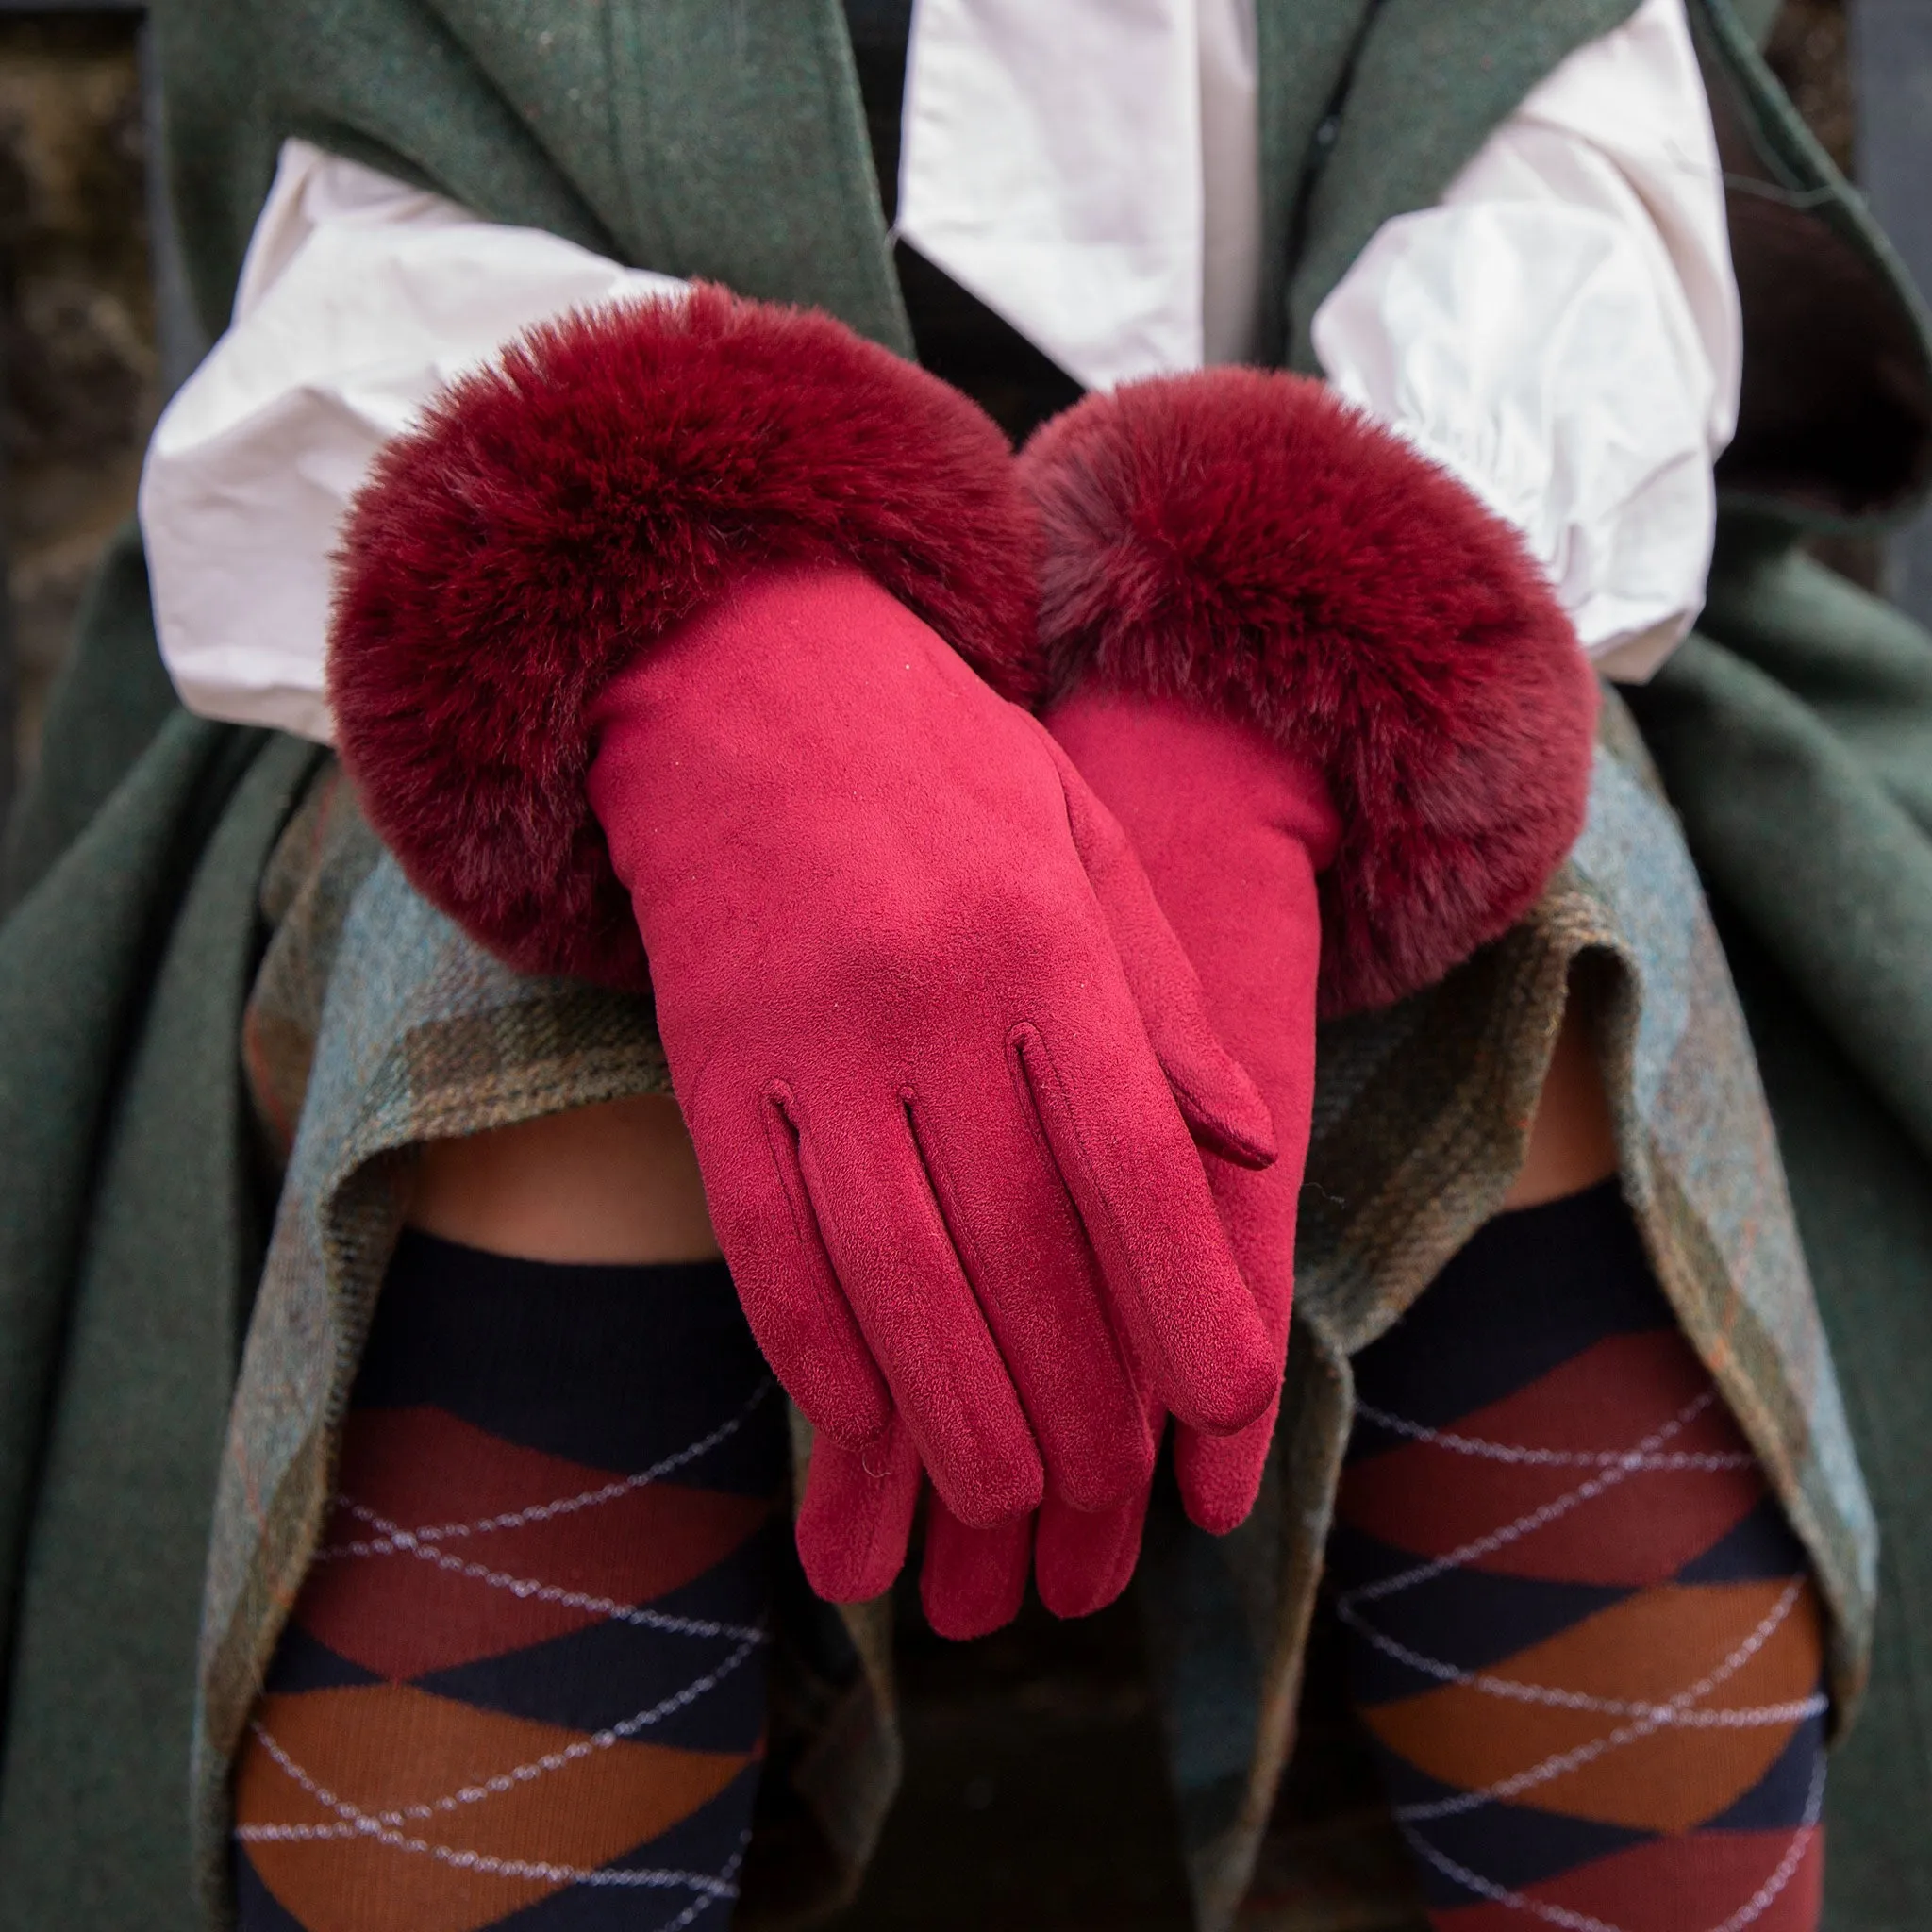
top-left (1311, 0), bottom-right (1740, 681)
top-left (139, 139), bottom-right (684, 743)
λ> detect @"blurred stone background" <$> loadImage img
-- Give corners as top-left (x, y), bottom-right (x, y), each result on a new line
top-left (0, 8), bottom-right (151, 798)
top-left (1769, 0), bottom-right (1856, 171)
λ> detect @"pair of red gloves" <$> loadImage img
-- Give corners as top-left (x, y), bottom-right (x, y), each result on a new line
top-left (332, 288), bottom-right (1595, 1636)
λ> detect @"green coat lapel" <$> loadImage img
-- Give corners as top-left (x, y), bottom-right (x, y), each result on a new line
top-left (1283, 0), bottom-right (1640, 369)
top-left (1251, 0), bottom-right (1374, 369)
top-left (158, 0), bottom-right (909, 351)
top-left (441, 0), bottom-right (910, 347)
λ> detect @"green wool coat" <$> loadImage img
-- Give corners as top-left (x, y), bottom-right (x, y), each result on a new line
top-left (1, 0), bottom-right (1929, 1925)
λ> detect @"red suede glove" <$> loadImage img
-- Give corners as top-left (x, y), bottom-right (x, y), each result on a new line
top-left (328, 291), bottom-right (1282, 1557)
top-left (838, 364), bottom-right (1600, 1636)
top-left (1048, 692), bottom-right (1339, 1529)
top-left (586, 562), bottom-right (1280, 1529)
top-left (903, 694), bottom-right (1336, 1638)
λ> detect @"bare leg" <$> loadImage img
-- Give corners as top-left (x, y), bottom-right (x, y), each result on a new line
top-left (405, 987), bottom-right (1615, 1250)
top-left (408, 1091), bottom-right (722, 1263)
top-left (1502, 991), bottom-right (1619, 1211)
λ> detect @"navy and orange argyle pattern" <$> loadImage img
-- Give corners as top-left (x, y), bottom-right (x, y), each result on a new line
top-left (233, 1231), bottom-right (785, 1932)
top-left (1330, 1182), bottom-right (1828, 1932)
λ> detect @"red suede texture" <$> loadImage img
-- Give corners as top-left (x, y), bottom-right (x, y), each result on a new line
top-left (587, 564), bottom-right (1279, 1534)
top-left (795, 1423), bottom-right (924, 1605)
top-left (1051, 690), bottom-right (1337, 1536)
top-left (921, 1424), bottom-right (1157, 1631)
top-left (922, 1499), bottom-right (1033, 1641)
top-left (891, 692), bottom-right (1341, 1632)
top-left (328, 284), bottom-right (1046, 989)
top-left (1015, 369), bottom-right (1600, 1017)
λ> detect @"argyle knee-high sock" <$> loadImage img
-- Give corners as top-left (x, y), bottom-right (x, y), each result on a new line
top-left (1329, 1181), bottom-right (1827, 1932)
top-left (233, 1230), bottom-right (786, 1932)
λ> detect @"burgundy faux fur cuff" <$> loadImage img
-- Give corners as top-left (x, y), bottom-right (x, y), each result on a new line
top-left (1016, 369), bottom-right (1600, 1017)
top-left (329, 285), bottom-right (1041, 988)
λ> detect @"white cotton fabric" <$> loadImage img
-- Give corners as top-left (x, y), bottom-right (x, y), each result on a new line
top-left (140, 0), bottom-right (1739, 744)
top-left (1195, 0), bottom-right (1264, 369)
top-left (897, 0), bottom-right (1263, 383)
top-left (140, 142), bottom-right (683, 741)
top-left (1313, 0), bottom-right (1740, 676)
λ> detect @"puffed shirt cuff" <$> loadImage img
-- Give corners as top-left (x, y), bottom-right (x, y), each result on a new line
top-left (1311, 0), bottom-right (1740, 681)
top-left (139, 140), bottom-right (684, 744)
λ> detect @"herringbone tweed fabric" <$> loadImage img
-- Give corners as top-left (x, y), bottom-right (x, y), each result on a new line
top-left (195, 688), bottom-right (1873, 1932)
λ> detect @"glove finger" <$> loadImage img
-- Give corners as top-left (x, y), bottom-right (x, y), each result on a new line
top-left (1013, 1013), bottom-right (1276, 1438)
top-left (796, 1095), bottom-right (1044, 1528)
top-left (1175, 1392), bottom-right (1281, 1536)
top-left (686, 1080), bottom-right (891, 1449)
top-left (795, 1416), bottom-right (923, 1602)
top-left (922, 1491), bottom-right (1032, 1641)
top-left (1034, 1484), bottom-right (1150, 1621)
top-left (1041, 728), bottom-right (1274, 1170)
top-left (1209, 1159), bottom-right (1303, 1349)
top-left (907, 1076), bottom-right (1154, 1514)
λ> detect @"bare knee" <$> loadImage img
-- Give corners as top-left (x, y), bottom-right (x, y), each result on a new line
top-left (406, 1092), bottom-right (722, 1263)
top-left (1502, 985), bottom-right (1620, 1210)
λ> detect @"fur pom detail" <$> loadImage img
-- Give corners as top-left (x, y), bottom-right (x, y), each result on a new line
top-left (1017, 369), bottom-right (1599, 1016)
top-left (329, 284), bottom-right (1041, 988)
